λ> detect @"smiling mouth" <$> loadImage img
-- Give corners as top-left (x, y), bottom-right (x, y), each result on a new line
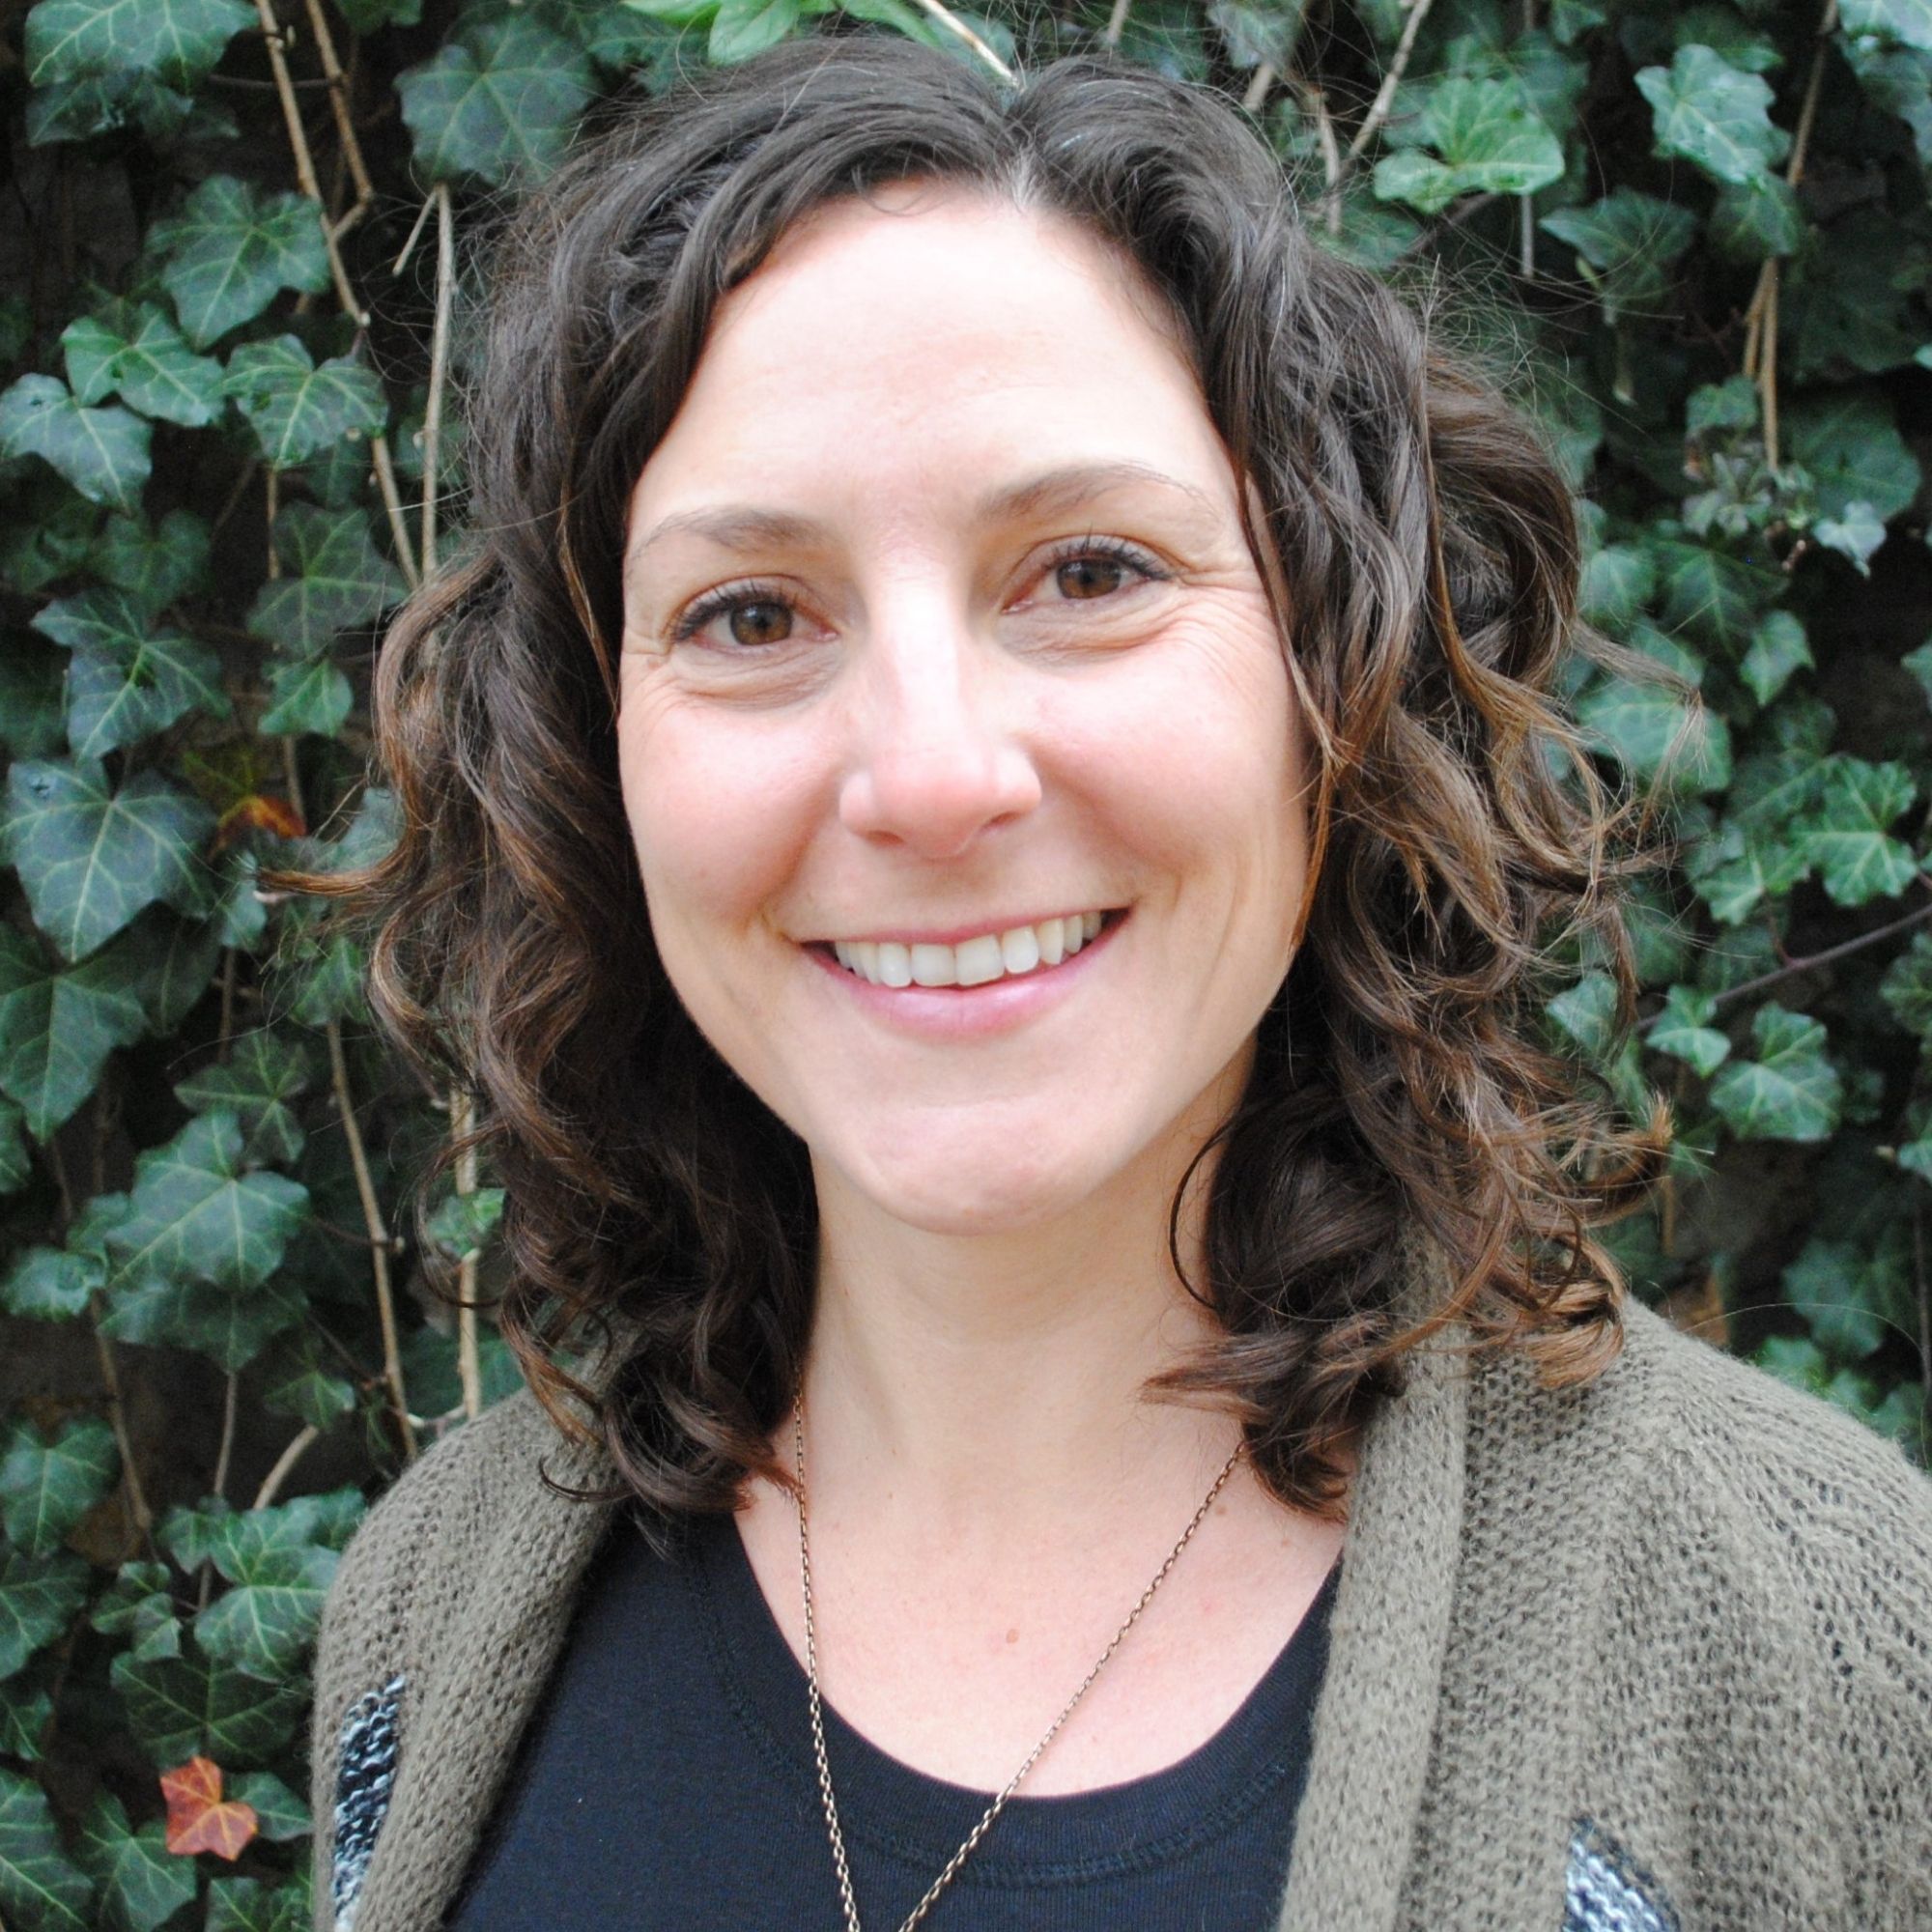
top-left (820, 910), bottom-right (1121, 988)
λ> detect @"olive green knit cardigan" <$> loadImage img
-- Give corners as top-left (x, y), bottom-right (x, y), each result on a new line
top-left (308, 1295), bottom-right (1932, 1932)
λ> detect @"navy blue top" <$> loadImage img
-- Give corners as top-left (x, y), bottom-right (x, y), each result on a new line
top-left (447, 1505), bottom-right (1337, 1931)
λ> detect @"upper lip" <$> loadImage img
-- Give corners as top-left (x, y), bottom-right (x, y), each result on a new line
top-left (805, 907), bottom-right (1117, 948)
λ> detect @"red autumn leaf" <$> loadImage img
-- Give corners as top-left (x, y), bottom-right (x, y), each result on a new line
top-left (214, 793), bottom-right (306, 848)
top-left (159, 1755), bottom-right (259, 1861)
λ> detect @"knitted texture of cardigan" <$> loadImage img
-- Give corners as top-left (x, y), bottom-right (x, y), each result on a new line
top-left (307, 1296), bottom-right (1932, 1932)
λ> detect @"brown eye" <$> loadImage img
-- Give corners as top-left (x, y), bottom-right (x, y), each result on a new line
top-left (729, 599), bottom-right (793, 646)
top-left (1053, 555), bottom-right (1127, 601)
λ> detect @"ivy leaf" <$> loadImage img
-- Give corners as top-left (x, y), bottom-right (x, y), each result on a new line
top-left (1577, 671), bottom-right (1732, 792)
top-left (1653, 539), bottom-right (1778, 650)
top-left (120, 908), bottom-right (224, 1036)
top-left (1, 759), bottom-right (214, 962)
top-left (1802, 756), bottom-right (1918, 906)
top-left (706, 0), bottom-right (799, 61)
top-left (1539, 188), bottom-right (1697, 324)
top-left (1577, 540), bottom-right (1657, 630)
top-left (259, 1332), bottom-right (355, 1431)
top-left (1546, 969), bottom-right (1618, 1059)
top-left (89, 510), bottom-right (212, 611)
top-left (1207, 0), bottom-right (1302, 68)
top-left (105, 1112), bottom-right (309, 1295)
top-left (247, 503), bottom-right (406, 656)
top-left (159, 1756), bottom-right (258, 1861)
top-left (1646, 984), bottom-right (1731, 1076)
top-left (1784, 388), bottom-right (1922, 521)
top-left (1709, 1005), bottom-right (1842, 1141)
top-left (0, 375), bottom-right (150, 513)
top-left (192, 1506), bottom-right (340, 1680)
top-left (23, 67), bottom-right (232, 147)
top-left (1635, 45), bottom-right (1791, 185)
top-left (259, 654), bottom-right (353, 739)
top-left (0, 1766), bottom-right (93, 1931)
top-left (1812, 498), bottom-right (1889, 575)
top-left (0, 1415), bottom-right (117, 1557)
top-left (226, 1771), bottom-right (307, 1841)
top-left (426, 1185), bottom-right (505, 1259)
top-left (0, 926), bottom-right (150, 1140)
top-left (1880, 929), bottom-right (1932, 1039)
top-left (1739, 610), bottom-right (1812, 705)
top-left (175, 1032), bottom-right (313, 1169)
top-left (206, 1874), bottom-right (308, 1932)
top-left (90, 1561), bottom-right (180, 1663)
top-left (221, 337), bottom-right (387, 469)
top-left (1840, 0), bottom-right (1932, 49)
top-left (0, 1101), bottom-right (29, 1196)
top-left (32, 586), bottom-right (231, 758)
top-left (109, 1641), bottom-right (305, 1767)
top-left (0, 1548), bottom-right (90, 1677)
top-left (74, 1790), bottom-right (197, 1932)
top-left (62, 301), bottom-right (225, 429)
top-left (24, 0), bottom-right (253, 90)
top-left (149, 178), bottom-right (331, 351)
top-left (397, 15), bottom-right (595, 185)
top-left (0, 1674), bottom-right (53, 1760)
top-left (1372, 77), bottom-right (1564, 213)
top-left (1709, 171), bottom-right (1804, 261)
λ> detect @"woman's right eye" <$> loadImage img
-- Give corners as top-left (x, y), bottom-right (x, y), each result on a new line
top-left (671, 583), bottom-right (800, 649)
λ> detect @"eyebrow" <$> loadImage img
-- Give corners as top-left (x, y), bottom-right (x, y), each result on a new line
top-left (624, 460), bottom-right (1222, 570)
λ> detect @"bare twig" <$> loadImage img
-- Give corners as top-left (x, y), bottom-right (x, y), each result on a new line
top-left (391, 191), bottom-right (437, 279)
top-left (212, 1371), bottom-right (240, 1503)
top-left (253, 1424), bottom-right (321, 1510)
top-left (911, 0), bottom-right (1012, 78)
top-left (452, 1091), bottom-right (482, 1423)
top-left (372, 436), bottom-right (421, 589)
top-left (1710, 895), bottom-right (1932, 1012)
top-left (1347, 0), bottom-right (1439, 160)
top-left (299, 0), bottom-right (374, 223)
top-left (1243, 63), bottom-right (1277, 116)
top-left (1102, 0), bottom-right (1131, 48)
top-left (88, 1294), bottom-right (155, 1549)
top-left (327, 1019), bottom-right (417, 1460)
top-left (1293, 78), bottom-right (1345, 236)
top-left (420, 185), bottom-right (455, 579)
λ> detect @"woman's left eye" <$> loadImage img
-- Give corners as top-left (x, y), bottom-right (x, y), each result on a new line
top-left (1034, 541), bottom-right (1165, 605)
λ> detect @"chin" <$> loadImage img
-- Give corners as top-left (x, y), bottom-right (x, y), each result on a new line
top-left (825, 1130), bottom-right (1123, 1237)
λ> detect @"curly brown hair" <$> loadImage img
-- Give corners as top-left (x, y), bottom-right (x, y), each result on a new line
top-left (329, 34), bottom-right (1664, 1521)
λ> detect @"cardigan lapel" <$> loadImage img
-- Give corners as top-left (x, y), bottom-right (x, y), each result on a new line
top-left (354, 1425), bottom-right (621, 1932)
top-left (1276, 1319), bottom-right (1470, 1932)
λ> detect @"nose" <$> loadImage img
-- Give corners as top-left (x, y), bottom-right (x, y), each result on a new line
top-left (837, 604), bottom-right (1042, 860)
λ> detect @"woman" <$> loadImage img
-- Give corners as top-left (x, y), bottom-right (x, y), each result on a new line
top-left (308, 35), bottom-right (1932, 1932)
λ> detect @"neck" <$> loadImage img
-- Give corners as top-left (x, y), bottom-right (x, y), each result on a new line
top-left (799, 1109), bottom-right (1236, 1528)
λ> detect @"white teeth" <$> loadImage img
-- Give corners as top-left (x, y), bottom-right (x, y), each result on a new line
top-left (909, 943), bottom-right (957, 987)
top-left (830, 912), bottom-right (1111, 988)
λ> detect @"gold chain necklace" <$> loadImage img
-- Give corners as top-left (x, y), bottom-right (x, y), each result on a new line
top-left (789, 1395), bottom-right (1245, 1932)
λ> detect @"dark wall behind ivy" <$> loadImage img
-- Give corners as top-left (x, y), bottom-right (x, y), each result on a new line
top-left (1, 0), bottom-right (1929, 1922)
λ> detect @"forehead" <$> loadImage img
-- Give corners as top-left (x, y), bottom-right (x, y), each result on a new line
top-left (629, 185), bottom-right (1231, 524)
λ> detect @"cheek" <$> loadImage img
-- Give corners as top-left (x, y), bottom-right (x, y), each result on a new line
top-left (615, 695), bottom-right (822, 959)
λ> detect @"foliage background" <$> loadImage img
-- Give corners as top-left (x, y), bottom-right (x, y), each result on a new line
top-left (0, 0), bottom-right (1929, 1920)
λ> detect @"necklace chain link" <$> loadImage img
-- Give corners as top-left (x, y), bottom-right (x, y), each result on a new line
top-left (790, 1396), bottom-right (1244, 1932)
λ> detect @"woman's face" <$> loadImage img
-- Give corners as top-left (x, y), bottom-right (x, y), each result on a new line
top-left (617, 185), bottom-right (1311, 1236)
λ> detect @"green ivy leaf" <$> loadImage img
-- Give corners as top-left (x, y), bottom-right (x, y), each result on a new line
top-left (1813, 497), bottom-right (1889, 575)
top-left (149, 178), bottom-right (331, 351)
top-left (0, 1548), bottom-right (90, 1676)
top-left (426, 1185), bottom-right (505, 1258)
top-left (1709, 171), bottom-right (1804, 261)
top-left (259, 653), bottom-right (353, 738)
top-left (1900, 637), bottom-right (1932, 706)
top-left (1, 758), bottom-right (214, 962)
top-left (226, 1771), bottom-right (309, 1843)
top-left (121, 908), bottom-right (224, 1036)
top-left (206, 1873), bottom-right (308, 1932)
top-left (397, 15), bottom-right (595, 185)
top-left (1208, 0), bottom-right (1302, 68)
top-left (1653, 539), bottom-right (1779, 650)
top-left (0, 926), bottom-right (150, 1139)
top-left (89, 1561), bottom-right (180, 1662)
top-left (1577, 540), bottom-right (1658, 630)
top-left (0, 1415), bottom-right (117, 1557)
top-left (1880, 929), bottom-right (1932, 1038)
top-left (1635, 45), bottom-right (1791, 185)
top-left (1577, 671), bottom-right (1732, 792)
top-left (175, 1032), bottom-right (313, 1169)
top-left (1784, 388), bottom-right (1922, 522)
top-left (61, 300), bottom-right (225, 429)
top-left (1802, 756), bottom-right (1918, 905)
top-left (1840, 0), bottom-right (1932, 50)
top-left (259, 1332), bottom-right (355, 1431)
top-left (0, 375), bottom-right (150, 512)
top-left (1739, 610), bottom-right (1812, 704)
top-left (1372, 77), bottom-right (1564, 213)
top-left (0, 1100), bottom-right (29, 1195)
top-left (1709, 1005), bottom-right (1842, 1141)
top-left (0, 1674), bottom-right (53, 1759)
top-left (706, 0), bottom-right (800, 60)
top-left (1539, 188), bottom-right (1698, 324)
top-left (1547, 969), bottom-right (1619, 1059)
top-left (23, 67), bottom-right (232, 147)
top-left (106, 1112), bottom-right (309, 1295)
top-left (246, 502), bottom-right (405, 656)
top-left (192, 1504), bottom-right (340, 1680)
top-left (0, 1766), bottom-right (93, 1931)
top-left (1647, 984), bottom-right (1731, 1075)
top-left (109, 1639), bottom-right (306, 1767)
top-left (32, 586), bottom-right (231, 758)
top-left (74, 1790), bottom-right (196, 1932)
top-left (88, 509), bottom-right (212, 611)
top-left (1781, 1236), bottom-right (1907, 1360)
top-left (24, 0), bottom-right (253, 90)
top-left (222, 336), bottom-right (387, 469)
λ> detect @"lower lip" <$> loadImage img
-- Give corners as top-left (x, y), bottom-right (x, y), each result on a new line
top-left (804, 916), bottom-right (1124, 1040)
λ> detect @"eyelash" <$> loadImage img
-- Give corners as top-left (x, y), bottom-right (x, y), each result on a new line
top-left (668, 536), bottom-right (1169, 646)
